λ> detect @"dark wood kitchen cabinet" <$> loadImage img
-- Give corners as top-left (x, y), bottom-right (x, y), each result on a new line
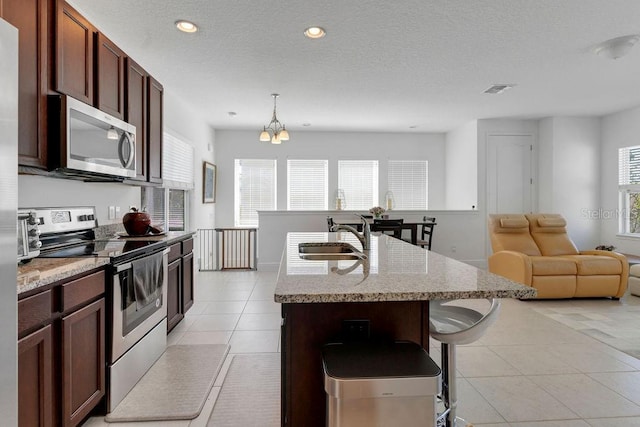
top-left (95, 32), bottom-right (125, 119)
top-left (0, 0), bottom-right (49, 169)
top-left (18, 290), bottom-right (54, 427)
top-left (18, 268), bottom-right (106, 427)
top-left (61, 298), bottom-right (105, 427)
top-left (147, 76), bottom-right (164, 184)
top-left (166, 237), bottom-right (195, 333)
top-left (125, 57), bottom-right (148, 181)
top-left (55, 0), bottom-right (95, 105)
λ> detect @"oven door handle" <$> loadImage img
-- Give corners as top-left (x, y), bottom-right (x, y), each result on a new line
top-left (115, 247), bottom-right (170, 272)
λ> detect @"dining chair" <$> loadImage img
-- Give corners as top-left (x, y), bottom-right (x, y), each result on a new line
top-left (371, 219), bottom-right (404, 239)
top-left (416, 216), bottom-right (436, 250)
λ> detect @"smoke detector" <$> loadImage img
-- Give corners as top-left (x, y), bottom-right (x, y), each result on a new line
top-left (483, 84), bottom-right (516, 95)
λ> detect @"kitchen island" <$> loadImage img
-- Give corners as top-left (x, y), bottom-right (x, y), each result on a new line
top-left (275, 232), bottom-right (536, 427)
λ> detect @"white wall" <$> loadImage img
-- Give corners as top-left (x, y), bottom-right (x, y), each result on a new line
top-left (538, 119), bottom-right (555, 212)
top-left (601, 106), bottom-right (640, 254)
top-left (214, 130), bottom-right (447, 228)
top-left (445, 120), bottom-right (477, 210)
top-left (537, 117), bottom-right (601, 249)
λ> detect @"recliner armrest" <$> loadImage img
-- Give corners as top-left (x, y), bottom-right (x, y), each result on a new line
top-left (579, 250), bottom-right (629, 297)
top-left (488, 251), bottom-right (533, 286)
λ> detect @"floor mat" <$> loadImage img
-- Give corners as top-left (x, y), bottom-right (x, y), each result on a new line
top-left (207, 353), bottom-right (280, 426)
top-left (105, 344), bottom-right (229, 422)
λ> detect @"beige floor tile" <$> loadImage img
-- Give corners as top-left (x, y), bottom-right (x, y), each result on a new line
top-left (529, 374), bottom-right (640, 419)
top-left (236, 312), bottom-right (282, 330)
top-left (209, 281), bottom-right (256, 292)
top-left (584, 417), bottom-right (640, 426)
top-left (243, 299), bottom-right (281, 314)
top-left (467, 376), bottom-right (579, 422)
top-left (489, 345), bottom-right (579, 375)
top-left (177, 331), bottom-right (232, 345)
top-left (455, 377), bottom-right (506, 424)
top-left (547, 344), bottom-right (637, 373)
top-left (250, 286), bottom-right (278, 300)
top-left (477, 325), bottom-right (594, 346)
top-left (588, 371), bottom-right (640, 405)
top-left (456, 346), bottom-right (520, 378)
top-left (228, 330), bottom-right (280, 353)
top-left (509, 421), bottom-right (590, 427)
top-left (202, 301), bottom-right (247, 314)
top-left (196, 289), bottom-right (252, 301)
top-left (187, 386), bottom-right (220, 427)
top-left (188, 314), bottom-right (240, 331)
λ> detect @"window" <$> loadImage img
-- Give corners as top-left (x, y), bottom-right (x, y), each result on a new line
top-left (388, 160), bottom-right (428, 210)
top-left (235, 159), bottom-right (277, 227)
top-left (338, 160), bottom-right (379, 209)
top-left (619, 146), bottom-right (640, 234)
top-left (141, 132), bottom-right (194, 231)
top-left (287, 159), bottom-right (328, 210)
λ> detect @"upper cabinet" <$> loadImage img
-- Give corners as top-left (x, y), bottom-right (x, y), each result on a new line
top-left (55, 0), bottom-right (95, 104)
top-left (96, 32), bottom-right (125, 119)
top-left (11, 0), bottom-right (163, 183)
top-left (147, 76), bottom-right (163, 184)
top-left (1, 0), bottom-right (49, 169)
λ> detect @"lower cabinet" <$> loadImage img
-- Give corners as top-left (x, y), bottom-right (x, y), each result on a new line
top-left (61, 298), bottom-right (105, 427)
top-left (166, 237), bottom-right (195, 333)
top-left (18, 324), bottom-right (53, 427)
top-left (18, 269), bottom-right (106, 427)
top-left (167, 257), bottom-right (184, 331)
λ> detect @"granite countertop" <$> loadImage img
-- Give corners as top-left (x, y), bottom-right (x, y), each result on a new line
top-left (274, 232), bottom-right (537, 303)
top-left (17, 230), bottom-right (196, 295)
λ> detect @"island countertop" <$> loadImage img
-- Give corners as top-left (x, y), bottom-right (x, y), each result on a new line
top-left (274, 232), bottom-right (536, 303)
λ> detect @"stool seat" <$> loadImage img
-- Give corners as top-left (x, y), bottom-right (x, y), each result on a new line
top-left (629, 264), bottom-right (640, 297)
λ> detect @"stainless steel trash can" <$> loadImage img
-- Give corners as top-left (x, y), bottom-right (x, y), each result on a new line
top-left (322, 341), bottom-right (441, 427)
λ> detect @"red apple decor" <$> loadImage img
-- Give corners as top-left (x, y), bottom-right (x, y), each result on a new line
top-left (122, 207), bottom-right (151, 236)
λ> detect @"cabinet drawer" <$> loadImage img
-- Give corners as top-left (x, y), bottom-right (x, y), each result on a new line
top-left (61, 270), bottom-right (105, 313)
top-left (18, 290), bottom-right (53, 337)
top-left (182, 237), bottom-right (193, 255)
top-left (168, 242), bottom-right (181, 263)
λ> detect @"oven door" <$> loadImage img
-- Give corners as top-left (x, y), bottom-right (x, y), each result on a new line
top-left (110, 248), bottom-right (169, 363)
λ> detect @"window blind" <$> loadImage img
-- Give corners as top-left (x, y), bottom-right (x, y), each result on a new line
top-left (287, 159), bottom-right (328, 210)
top-left (619, 146), bottom-right (640, 186)
top-left (235, 159), bottom-right (277, 227)
top-left (163, 132), bottom-right (195, 189)
top-left (388, 160), bottom-right (428, 209)
top-left (338, 160), bottom-right (379, 209)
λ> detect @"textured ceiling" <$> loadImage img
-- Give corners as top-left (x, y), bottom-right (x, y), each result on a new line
top-left (69, 0), bottom-right (640, 133)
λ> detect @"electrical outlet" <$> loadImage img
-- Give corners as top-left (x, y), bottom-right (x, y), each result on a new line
top-left (451, 246), bottom-right (457, 253)
top-left (115, 206), bottom-right (121, 216)
top-left (108, 206), bottom-right (115, 219)
top-left (342, 319), bottom-right (370, 341)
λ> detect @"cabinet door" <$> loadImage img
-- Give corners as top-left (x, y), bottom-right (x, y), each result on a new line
top-left (125, 57), bottom-right (147, 181)
top-left (167, 258), bottom-right (183, 332)
top-left (147, 76), bottom-right (163, 183)
top-left (18, 324), bottom-right (53, 427)
top-left (61, 298), bottom-right (105, 427)
top-left (182, 252), bottom-right (194, 313)
top-left (1, 0), bottom-right (48, 168)
top-left (55, 0), bottom-right (94, 104)
top-left (95, 32), bottom-right (124, 119)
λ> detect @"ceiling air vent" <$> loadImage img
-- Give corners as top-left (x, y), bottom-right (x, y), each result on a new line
top-left (483, 84), bottom-right (516, 94)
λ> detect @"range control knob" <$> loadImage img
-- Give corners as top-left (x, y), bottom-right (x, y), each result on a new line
top-left (27, 214), bottom-right (37, 225)
top-left (88, 214), bottom-right (95, 221)
top-left (78, 215), bottom-right (87, 221)
top-left (28, 228), bottom-right (41, 237)
top-left (29, 240), bottom-right (42, 249)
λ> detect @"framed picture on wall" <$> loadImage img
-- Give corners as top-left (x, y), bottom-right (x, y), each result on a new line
top-left (203, 161), bottom-right (216, 203)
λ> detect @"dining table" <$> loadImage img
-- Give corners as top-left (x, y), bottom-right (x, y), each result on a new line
top-left (337, 218), bottom-right (436, 246)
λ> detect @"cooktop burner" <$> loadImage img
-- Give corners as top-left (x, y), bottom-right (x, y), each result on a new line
top-left (39, 238), bottom-right (166, 262)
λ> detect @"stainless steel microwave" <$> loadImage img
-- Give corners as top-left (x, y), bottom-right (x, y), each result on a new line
top-left (49, 95), bottom-right (136, 179)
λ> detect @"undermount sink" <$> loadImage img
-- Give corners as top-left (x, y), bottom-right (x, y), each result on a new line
top-left (298, 242), bottom-right (367, 260)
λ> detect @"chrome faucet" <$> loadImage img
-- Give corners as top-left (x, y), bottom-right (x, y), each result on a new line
top-left (329, 214), bottom-right (371, 250)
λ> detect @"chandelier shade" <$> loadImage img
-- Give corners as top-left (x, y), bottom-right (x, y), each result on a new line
top-left (259, 94), bottom-right (290, 144)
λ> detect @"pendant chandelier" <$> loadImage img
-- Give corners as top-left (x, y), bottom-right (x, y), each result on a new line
top-left (259, 93), bottom-right (290, 144)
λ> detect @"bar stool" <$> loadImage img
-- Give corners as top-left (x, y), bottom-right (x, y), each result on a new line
top-left (429, 298), bottom-right (501, 427)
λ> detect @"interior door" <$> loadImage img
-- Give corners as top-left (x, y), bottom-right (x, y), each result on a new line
top-left (487, 134), bottom-right (534, 214)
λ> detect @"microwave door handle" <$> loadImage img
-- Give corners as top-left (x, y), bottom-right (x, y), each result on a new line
top-left (118, 133), bottom-right (135, 169)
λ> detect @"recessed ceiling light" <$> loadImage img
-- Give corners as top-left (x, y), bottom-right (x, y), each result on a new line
top-left (228, 112), bottom-right (237, 117)
top-left (304, 26), bottom-right (326, 39)
top-left (409, 125), bottom-right (418, 129)
top-left (483, 84), bottom-right (516, 95)
top-left (302, 123), bottom-right (311, 127)
top-left (175, 20), bottom-right (198, 33)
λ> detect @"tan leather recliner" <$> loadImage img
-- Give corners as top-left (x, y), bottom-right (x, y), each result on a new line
top-left (488, 214), bottom-right (628, 299)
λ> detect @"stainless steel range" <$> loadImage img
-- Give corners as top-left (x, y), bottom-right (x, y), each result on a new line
top-left (32, 206), bottom-right (169, 412)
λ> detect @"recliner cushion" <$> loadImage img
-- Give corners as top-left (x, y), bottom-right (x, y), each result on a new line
top-left (530, 256), bottom-right (577, 276)
top-left (560, 255), bottom-right (622, 275)
top-left (489, 214), bottom-right (541, 256)
top-left (526, 214), bottom-right (579, 256)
